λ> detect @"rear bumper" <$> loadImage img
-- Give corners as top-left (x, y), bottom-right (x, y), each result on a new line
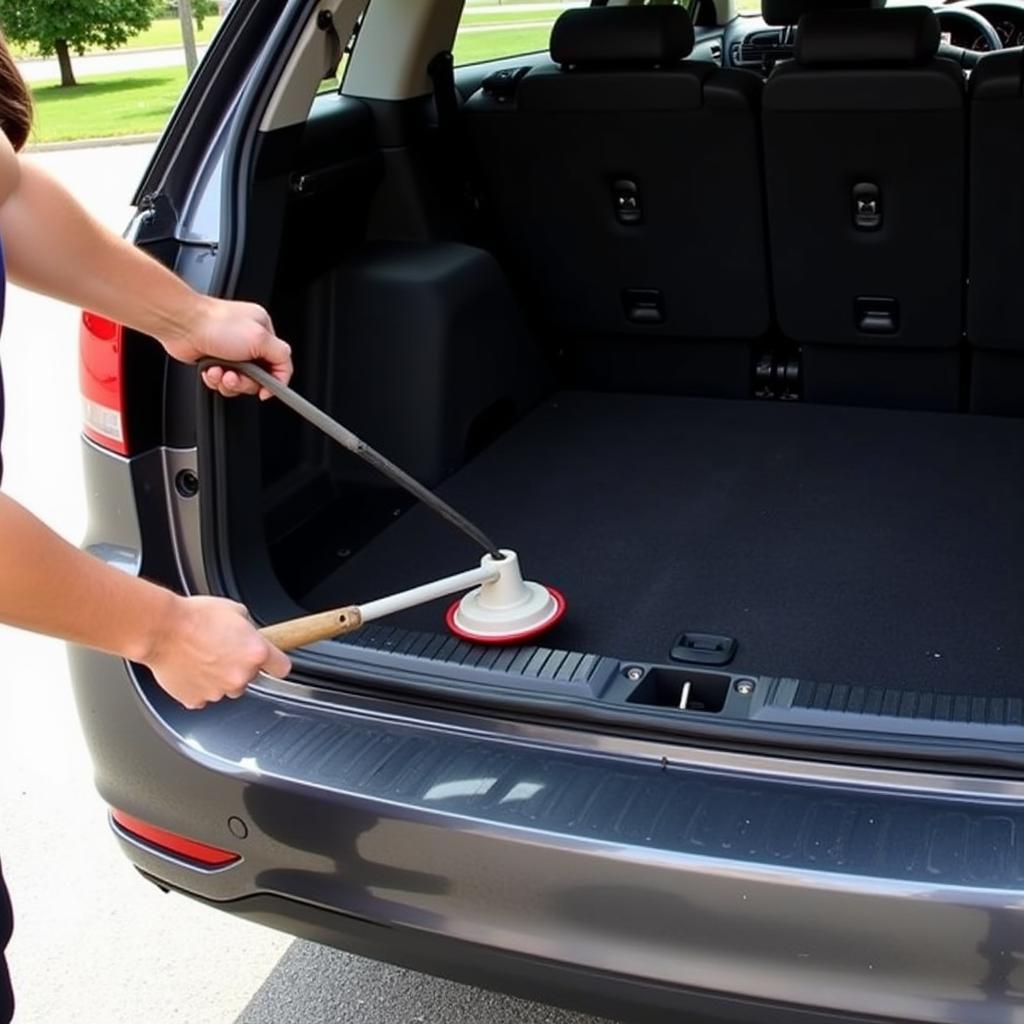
top-left (69, 643), bottom-right (1024, 1024)
top-left (164, 888), bottom-right (883, 1024)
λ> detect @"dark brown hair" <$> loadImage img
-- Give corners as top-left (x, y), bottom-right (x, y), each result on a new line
top-left (0, 30), bottom-right (31, 150)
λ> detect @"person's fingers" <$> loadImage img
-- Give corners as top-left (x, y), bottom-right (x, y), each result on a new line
top-left (204, 369), bottom-right (258, 399)
top-left (262, 336), bottom-right (294, 387)
top-left (261, 642), bottom-right (292, 680)
top-left (204, 366), bottom-right (256, 398)
top-left (220, 369), bottom-right (260, 396)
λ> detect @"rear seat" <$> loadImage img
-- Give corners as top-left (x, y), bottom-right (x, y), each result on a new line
top-left (463, 4), bottom-right (769, 394)
top-left (763, 6), bottom-right (966, 411)
top-left (967, 50), bottom-right (1024, 414)
top-left (461, 2), bottom-right (1008, 415)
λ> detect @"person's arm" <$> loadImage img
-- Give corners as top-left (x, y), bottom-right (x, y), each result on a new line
top-left (0, 494), bottom-right (290, 708)
top-left (0, 156), bottom-right (291, 399)
top-left (0, 141), bottom-right (295, 708)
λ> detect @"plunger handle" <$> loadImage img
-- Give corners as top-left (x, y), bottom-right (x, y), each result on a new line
top-left (256, 563), bottom-right (500, 653)
top-left (260, 606), bottom-right (363, 652)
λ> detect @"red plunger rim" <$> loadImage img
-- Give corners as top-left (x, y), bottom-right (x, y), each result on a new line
top-left (445, 586), bottom-right (567, 645)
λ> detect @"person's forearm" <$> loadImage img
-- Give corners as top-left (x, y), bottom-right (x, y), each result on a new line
top-left (0, 161), bottom-right (202, 348)
top-left (0, 492), bottom-right (174, 661)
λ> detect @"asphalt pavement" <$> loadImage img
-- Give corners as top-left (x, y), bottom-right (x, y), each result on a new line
top-left (237, 942), bottom-right (604, 1024)
top-left (0, 143), bottom-right (615, 1024)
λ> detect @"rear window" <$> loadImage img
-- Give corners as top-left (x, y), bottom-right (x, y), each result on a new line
top-left (453, 2), bottom-right (586, 66)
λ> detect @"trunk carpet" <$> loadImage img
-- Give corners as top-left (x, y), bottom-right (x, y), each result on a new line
top-left (305, 392), bottom-right (1024, 696)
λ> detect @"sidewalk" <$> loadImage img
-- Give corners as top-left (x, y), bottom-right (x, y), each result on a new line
top-left (16, 44), bottom-right (209, 84)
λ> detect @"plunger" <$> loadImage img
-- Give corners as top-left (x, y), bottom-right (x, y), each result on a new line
top-left (260, 550), bottom-right (565, 651)
top-left (201, 360), bottom-right (566, 647)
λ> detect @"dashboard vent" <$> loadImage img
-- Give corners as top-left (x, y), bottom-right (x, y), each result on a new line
top-left (730, 26), bottom-right (794, 70)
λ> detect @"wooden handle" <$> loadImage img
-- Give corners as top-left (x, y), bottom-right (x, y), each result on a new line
top-left (259, 605), bottom-right (363, 652)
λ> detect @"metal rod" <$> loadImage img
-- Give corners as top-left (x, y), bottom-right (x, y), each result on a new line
top-left (359, 564), bottom-right (499, 623)
top-left (198, 359), bottom-right (504, 560)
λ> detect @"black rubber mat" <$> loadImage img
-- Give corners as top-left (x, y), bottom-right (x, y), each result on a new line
top-left (305, 393), bottom-right (1024, 696)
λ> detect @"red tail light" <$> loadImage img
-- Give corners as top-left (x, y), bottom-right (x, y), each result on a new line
top-left (79, 311), bottom-right (128, 455)
top-left (111, 809), bottom-right (240, 868)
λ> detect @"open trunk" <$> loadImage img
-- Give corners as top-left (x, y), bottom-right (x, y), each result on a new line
top-left (201, 84), bottom-right (1024, 755)
top-left (210, 228), bottom-right (1024, 743)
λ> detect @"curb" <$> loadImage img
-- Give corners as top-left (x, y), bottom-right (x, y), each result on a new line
top-left (25, 133), bottom-right (160, 153)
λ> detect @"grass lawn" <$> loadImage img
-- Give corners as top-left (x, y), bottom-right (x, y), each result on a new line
top-left (9, 17), bottom-right (223, 59)
top-left (460, 8), bottom-right (572, 27)
top-left (453, 25), bottom-right (551, 65)
top-left (29, 67), bottom-right (188, 143)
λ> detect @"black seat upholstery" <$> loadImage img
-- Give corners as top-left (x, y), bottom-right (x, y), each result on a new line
top-left (967, 50), bottom-right (1024, 413)
top-left (464, 5), bottom-right (770, 357)
top-left (763, 7), bottom-right (966, 409)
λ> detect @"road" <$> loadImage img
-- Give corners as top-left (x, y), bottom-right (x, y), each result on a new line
top-left (0, 143), bottom-right (612, 1024)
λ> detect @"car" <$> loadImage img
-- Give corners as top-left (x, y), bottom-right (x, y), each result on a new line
top-left (70, 0), bottom-right (1024, 1021)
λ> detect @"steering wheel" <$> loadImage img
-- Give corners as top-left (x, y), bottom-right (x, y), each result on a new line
top-left (935, 6), bottom-right (1002, 67)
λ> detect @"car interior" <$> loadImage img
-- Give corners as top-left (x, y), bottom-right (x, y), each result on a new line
top-left (193, 0), bottom-right (1024, 742)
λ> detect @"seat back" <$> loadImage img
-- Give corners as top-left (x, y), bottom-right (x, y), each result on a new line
top-left (464, 5), bottom-right (770, 343)
top-left (967, 50), bottom-right (1024, 413)
top-left (763, 7), bottom-right (966, 407)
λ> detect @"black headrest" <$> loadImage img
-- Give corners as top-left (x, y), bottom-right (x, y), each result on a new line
top-left (796, 6), bottom-right (940, 64)
top-left (762, 0), bottom-right (883, 26)
top-left (549, 6), bottom-right (695, 68)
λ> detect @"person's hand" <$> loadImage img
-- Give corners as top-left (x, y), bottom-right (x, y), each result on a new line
top-left (161, 294), bottom-right (293, 401)
top-left (142, 594), bottom-right (292, 710)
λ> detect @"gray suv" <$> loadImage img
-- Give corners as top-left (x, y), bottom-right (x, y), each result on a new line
top-left (71, 0), bottom-right (1024, 1021)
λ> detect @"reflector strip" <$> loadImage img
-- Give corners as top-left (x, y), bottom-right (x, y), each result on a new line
top-left (111, 809), bottom-right (240, 867)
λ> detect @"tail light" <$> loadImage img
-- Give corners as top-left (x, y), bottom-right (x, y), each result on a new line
top-left (79, 311), bottom-right (128, 455)
top-left (111, 809), bottom-right (240, 868)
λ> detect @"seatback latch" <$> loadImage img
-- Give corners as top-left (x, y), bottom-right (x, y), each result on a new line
top-left (855, 296), bottom-right (899, 335)
top-left (612, 179), bottom-right (642, 225)
top-left (852, 182), bottom-right (882, 230)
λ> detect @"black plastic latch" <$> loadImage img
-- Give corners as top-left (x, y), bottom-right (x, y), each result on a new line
top-left (855, 296), bottom-right (899, 335)
top-left (852, 182), bottom-right (881, 230)
top-left (670, 632), bottom-right (737, 666)
top-left (317, 9), bottom-right (344, 81)
top-left (612, 179), bottom-right (642, 225)
top-left (623, 289), bottom-right (664, 325)
top-left (480, 66), bottom-right (529, 101)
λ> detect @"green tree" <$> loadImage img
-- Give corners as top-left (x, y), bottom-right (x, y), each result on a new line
top-left (0, 0), bottom-right (162, 87)
top-left (191, 0), bottom-right (217, 29)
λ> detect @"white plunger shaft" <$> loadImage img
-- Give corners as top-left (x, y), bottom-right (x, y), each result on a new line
top-left (260, 561), bottom-right (504, 653)
top-left (358, 564), bottom-right (499, 623)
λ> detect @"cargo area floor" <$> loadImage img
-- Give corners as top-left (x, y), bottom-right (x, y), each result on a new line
top-left (305, 392), bottom-right (1024, 696)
